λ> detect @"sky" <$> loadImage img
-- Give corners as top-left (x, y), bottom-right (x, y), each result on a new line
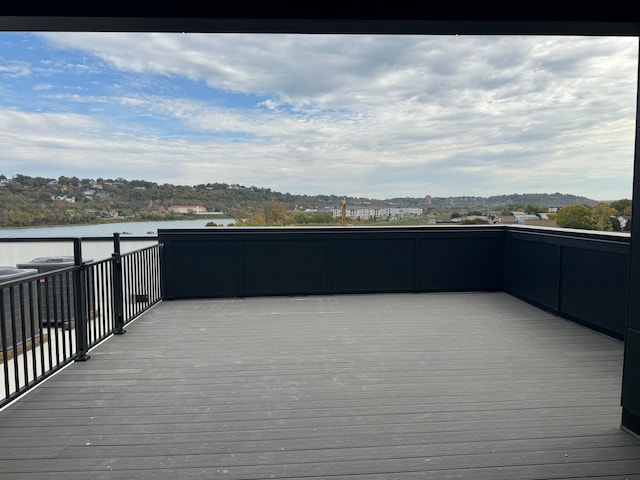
top-left (0, 32), bottom-right (638, 201)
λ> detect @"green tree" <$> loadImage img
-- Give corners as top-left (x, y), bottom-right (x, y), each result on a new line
top-left (262, 201), bottom-right (289, 225)
top-left (289, 211), bottom-right (335, 225)
top-left (610, 199), bottom-right (632, 216)
top-left (309, 212), bottom-right (333, 223)
top-left (232, 201), bottom-right (290, 226)
top-left (610, 216), bottom-right (622, 231)
top-left (291, 211), bottom-right (311, 224)
top-left (556, 205), bottom-right (596, 230)
top-left (524, 204), bottom-right (546, 216)
top-left (591, 203), bottom-right (617, 231)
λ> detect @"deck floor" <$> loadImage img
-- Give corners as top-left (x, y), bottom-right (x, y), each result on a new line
top-left (0, 292), bottom-right (638, 479)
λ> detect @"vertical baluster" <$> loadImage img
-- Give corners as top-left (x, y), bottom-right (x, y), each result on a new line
top-left (1, 290), bottom-right (9, 400)
top-left (27, 281), bottom-right (37, 386)
top-left (112, 233), bottom-right (126, 335)
top-left (73, 239), bottom-right (90, 362)
top-left (19, 283), bottom-right (28, 389)
top-left (9, 286), bottom-right (19, 393)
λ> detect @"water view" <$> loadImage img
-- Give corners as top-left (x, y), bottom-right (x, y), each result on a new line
top-left (0, 218), bottom-right (235, 238)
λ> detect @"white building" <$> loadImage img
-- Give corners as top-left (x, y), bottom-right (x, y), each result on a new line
top-left (332, 207), bottom-right (423, 221)
top-left (169, 205), bottom-right (208, 214)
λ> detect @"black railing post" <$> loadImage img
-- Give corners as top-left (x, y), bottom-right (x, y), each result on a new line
top-left (112, 233), bottom-right (126, 335)
top-left (73, 238), bottom-right (90, 361)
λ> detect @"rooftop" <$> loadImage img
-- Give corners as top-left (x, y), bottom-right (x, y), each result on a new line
top-left (0, 291), bottom-right (636, 479)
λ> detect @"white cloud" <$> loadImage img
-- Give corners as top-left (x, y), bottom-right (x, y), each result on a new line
top-left (1, 32), bottom-right (636, 200)
top-left (0, 61), bottom-right (31, 77)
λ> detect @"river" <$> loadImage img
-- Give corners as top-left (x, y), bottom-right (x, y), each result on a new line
top-left (0, 218), bottom-right (235, 266)
top-left (0, 218), bottom-right (236, 238)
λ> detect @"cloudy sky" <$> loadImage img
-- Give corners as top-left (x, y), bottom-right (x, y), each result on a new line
top-left (0, 32), bottom-right (637, 200)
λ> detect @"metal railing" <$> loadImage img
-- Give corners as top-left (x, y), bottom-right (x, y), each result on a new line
top-left (158, 224), bottom-right (631, 339)
top-left (1, 224), bottom-right (631, 408)
top-left (0, 234), bottom-right (163, 407)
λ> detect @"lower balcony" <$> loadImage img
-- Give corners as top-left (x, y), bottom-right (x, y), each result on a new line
top-left (0, 290), bottom-right (637, 479)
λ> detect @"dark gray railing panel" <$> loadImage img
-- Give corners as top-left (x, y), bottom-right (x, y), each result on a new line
top-left (561, 246), bottom-right (629, 338)
top-left (332, 237), bottom-right (416, 293)
top-left (505, 227), bottom-right (630, 339)
top-left (159, 226), bottom-right (505, 299)
top-left (245, 239), bottom-right (329, 295)
top-left (506, 235), bottom-right (560, 311)
top-left (416, 235), bottom-right (504, 291)
top-left (164, 238), bottom-right (241, 298)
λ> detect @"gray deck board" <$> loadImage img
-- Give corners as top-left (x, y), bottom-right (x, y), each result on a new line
top-left (0, 291), bottom-right (638, 479)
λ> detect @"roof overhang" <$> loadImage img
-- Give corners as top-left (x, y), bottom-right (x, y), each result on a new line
top-left (0, 4), bottom-right (639, 35)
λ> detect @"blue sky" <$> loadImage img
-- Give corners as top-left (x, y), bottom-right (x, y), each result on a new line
top-left (0, 32), bottom-right (637, 200)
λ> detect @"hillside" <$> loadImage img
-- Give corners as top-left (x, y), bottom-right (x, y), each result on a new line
top-left (0, 173), bottom-right (604, 228)
top-left (386, 193), bottom-right (597, 209)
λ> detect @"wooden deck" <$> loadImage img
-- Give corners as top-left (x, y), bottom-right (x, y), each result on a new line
top-left (0, 292), bottom-right (638, 479)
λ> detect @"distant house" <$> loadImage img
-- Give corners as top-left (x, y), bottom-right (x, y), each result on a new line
top-left (513, 212), bottom-right (540, 224)
top-left (148, 204), bottom-right (166, 214)
top-left (52, 195), bottom-right (75, 203)
top-left (169, 205), bottom-right (207, 214)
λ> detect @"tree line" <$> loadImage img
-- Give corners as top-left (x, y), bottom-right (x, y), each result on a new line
top-left (555, 200), bottom-right (631, 231)
top-left (0, 174), bottom-right (344, 228)
top-left (230, 201), bottom-right (335, 226)
top-left (0, 173), bottom-right (631, 231)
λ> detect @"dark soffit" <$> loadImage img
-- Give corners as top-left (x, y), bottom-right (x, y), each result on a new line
top-left (0, 3), bottom-right (639, 35)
